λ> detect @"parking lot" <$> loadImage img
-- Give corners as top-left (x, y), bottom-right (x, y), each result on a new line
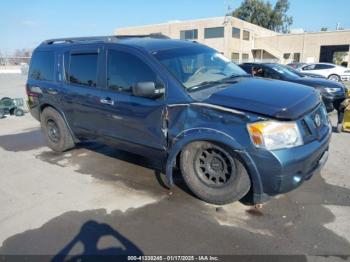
top-left (0, 74), bottom-right (350, 258)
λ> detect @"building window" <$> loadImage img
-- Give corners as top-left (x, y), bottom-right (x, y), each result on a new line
top-left (204, 27), bottom-right (224, 39)
top-left (242, 53), bottom-right (249, 61)
top-left (231, 52), bottom-right (240, 62)
top-left (293, 53), bottom-right (301, 62)
top-left (243, 30), bottom-right (250, 41)
top-left (180, 29), bottom-right (198, 40)
top-left (283, 53), bottom-right (291, 59)
top-left (232, 27), bottom-right (240, 39)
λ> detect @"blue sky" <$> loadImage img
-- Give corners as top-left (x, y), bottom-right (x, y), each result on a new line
top-left (0, 0), bottom-right (349, 53)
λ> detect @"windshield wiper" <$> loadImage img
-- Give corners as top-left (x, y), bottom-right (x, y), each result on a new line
top-left (187, 74), bottom-right (251, 91)
top-left (221, 74), bottom-right (251, 82)
top-left (187, 80), bottom-right (228, 91)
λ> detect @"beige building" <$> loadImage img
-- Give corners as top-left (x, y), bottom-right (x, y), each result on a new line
top-left (116, 16), bottom-right (350, 68)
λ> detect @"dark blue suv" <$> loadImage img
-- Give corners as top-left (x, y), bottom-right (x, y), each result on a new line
top-left (27, 35), bottom-right (331, 205)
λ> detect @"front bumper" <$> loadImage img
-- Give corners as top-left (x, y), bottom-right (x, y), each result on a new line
top-left (246, 123), bottom-right (331, 203)
top-left (322, 93), bottom-right (346, 112)
top-left (341, 75), bottom-right (350, 82)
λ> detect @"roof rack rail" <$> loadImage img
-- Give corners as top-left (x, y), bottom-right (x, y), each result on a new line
top-left (115, 33), bottom-right (170, 39)
top-left (42, 36), bottom-right (114, 45)
top-left (42, 33), bottom-right (170, 45)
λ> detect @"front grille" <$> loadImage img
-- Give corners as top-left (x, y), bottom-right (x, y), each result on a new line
top-left (301, 119), bottom-right (312, 136)
top-left (300, 104), bottom-right (330, 143)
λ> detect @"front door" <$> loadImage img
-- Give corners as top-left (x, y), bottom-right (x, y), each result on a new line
top-left (98, 46), bottom-right (167, 158)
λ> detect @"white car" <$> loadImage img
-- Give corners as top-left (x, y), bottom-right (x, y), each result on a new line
top-left (298, 63), bottom-right (350, 82)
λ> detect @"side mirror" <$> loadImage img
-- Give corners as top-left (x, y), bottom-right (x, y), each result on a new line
top-left (132, 82), bottom-right (164, 99)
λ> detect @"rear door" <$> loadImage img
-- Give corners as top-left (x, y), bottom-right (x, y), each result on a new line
top-left (62, 44), bottom-right (108, 137)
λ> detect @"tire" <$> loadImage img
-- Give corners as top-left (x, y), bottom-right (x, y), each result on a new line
top-left (40, 107), bottom-right (75, 152)
top-left (180, 141), bottom-right (251, 205)
top-left (0, 109), bottom-right (4, 119)
top-left (14, 108), bottom-right (24, 117)
top-left (336, 123), bottom-right (343, 133)
top-left (328, 74), bottom-right (341, 82)
top-left (0, 97), bottom-right (11, 101)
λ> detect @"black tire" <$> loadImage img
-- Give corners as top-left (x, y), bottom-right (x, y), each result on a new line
top-left (180, 141), bottom-right (251, 205)
top-left (14, 108), bottom-right (24, 117)
top-left (40, 107), bottom-right (75, 152)
top-left (328, 74), bottom-right (340, 82)
top-left (0, 109), bottom-right (4, 119)
top-left (336, 123), bottom-right (343, 133)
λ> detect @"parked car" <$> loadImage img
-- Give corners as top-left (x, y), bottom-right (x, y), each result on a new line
top-left (287, 65), bottom-right (325, 79)
top-left (287, 62), bottom-right (306, 69)
top-left (240, 63), bottom-right (347, 113)
top-left (298, 63), bottom-right (350, 82)
top-left (27, 35), bottom-right (331, 205)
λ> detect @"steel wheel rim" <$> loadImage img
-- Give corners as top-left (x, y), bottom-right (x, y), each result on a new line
top-left (47, 119), bottom-right (60, 143)
top-left (194, 145), bottom-right (236, 187)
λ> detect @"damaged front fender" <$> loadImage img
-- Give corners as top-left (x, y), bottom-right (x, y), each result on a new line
top-left (164, 103), bottom-right (264, 195)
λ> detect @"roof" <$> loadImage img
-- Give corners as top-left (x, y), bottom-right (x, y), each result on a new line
top-left (37, 34), bottom-right (199, 52)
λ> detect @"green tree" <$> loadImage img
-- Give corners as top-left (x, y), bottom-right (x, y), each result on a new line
top-left (321, 27), bottom-right (328, 31)
top-left (232, 0), bottom-right (293, 33)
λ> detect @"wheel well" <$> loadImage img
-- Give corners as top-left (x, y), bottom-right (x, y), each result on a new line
top-left (174, 140), bottom-right (248, 174)
top-left (39, 104), bottom-right (79, 143)
top-left (328, 74), bottom-right (340, 78)
top-left (40, 103), bottom-right (56, 115)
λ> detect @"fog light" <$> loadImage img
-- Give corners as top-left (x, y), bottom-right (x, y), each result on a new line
top-left (293, 175), bottom-right (302, 184)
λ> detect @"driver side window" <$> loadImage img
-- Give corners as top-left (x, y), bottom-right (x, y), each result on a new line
top-left (107, 50), bottom-right (158, 94)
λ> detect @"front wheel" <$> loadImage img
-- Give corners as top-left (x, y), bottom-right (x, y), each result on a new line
top-left (328, 74), bottom-right (341, 82)
top-left (14, 108), bottom-right (24, 117)
top-left (180, 141), bottom-right (251, 205)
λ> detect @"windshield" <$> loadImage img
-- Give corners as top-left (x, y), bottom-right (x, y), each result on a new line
top-left (268, 64), bottom-right (301, 79)
top-left (154, 45), bottom-right (249, 91)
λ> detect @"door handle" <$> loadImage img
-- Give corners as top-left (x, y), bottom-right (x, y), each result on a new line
top-left (100, 97), bottom-right (114, 105)
top-left (47, 88), bottom-right (58, 95)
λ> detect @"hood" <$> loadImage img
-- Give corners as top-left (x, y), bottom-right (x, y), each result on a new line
top-left (202, 78), bottom-right (320, 120)
top-left (292, 77), bottom-right (346, 97)
top-left (292, 77), bottom-right (344, 89)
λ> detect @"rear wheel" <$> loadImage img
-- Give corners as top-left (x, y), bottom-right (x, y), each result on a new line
top-left (14, 108), bottom-right (24, 117)
top-left (180, 141), bottom-right (251, 205)
top-left (328, 74), bottom-right (341, 82)
top-left (41, 107), bottom-right (75, 152)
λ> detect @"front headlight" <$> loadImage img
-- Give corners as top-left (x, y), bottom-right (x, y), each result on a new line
top-left (324, 87), bottom-right (341, 93)
top-left (247, 121), bottom-right (303, 150)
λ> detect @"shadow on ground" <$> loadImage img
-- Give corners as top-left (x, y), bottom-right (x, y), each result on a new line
top-left (0, 128), bottom-right (45, 151)
top-left (51, 220), bottom-right (143, 261)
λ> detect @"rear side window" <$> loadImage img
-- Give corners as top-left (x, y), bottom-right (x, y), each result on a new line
top-left (315, 64), bottom-right (335, 70)
top-left (302, 64), bottom-right (316, 71)
top-left (29, 51), bottom-right (55, 81)
top-left (68, 53), bottom-right (98, 87)
top-left (107, 50), bottom-right (157, 93)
